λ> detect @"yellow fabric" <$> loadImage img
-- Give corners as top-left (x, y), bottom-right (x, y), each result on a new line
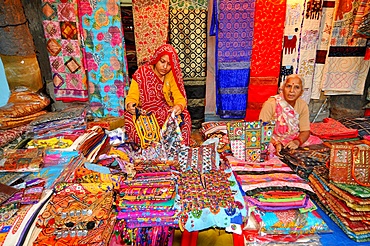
top-left (125, 69), bottom-right (187, 110)
top-left (259, 96), bottom-right (310, 131)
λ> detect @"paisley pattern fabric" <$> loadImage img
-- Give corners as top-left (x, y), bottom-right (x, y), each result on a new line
top-left (132, 0), bottom-right (169, 65)
top-left (41, 0), bottom-right (88, 102)
top-left (78, 0), bottom-right (129, 117)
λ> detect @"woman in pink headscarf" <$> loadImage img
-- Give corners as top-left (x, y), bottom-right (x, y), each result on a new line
top-left (124, 44), bottom-right (192, 146)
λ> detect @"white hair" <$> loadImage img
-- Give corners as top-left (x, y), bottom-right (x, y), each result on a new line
top-left (280, 74), bottom-right (305, 89)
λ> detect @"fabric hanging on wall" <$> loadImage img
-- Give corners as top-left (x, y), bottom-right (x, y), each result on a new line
top-left (210, 0), bottom-right (255, 119)
top-left (169, 0), bottom-right (208, 128)
top-left (41, 0), bottom-right (88, 102)
top-left (280, 0), bottom-right (305, 82)
top-left (311, 1), bottom-right (336, 99)
top-left (321, 0), bottom-right (370, 95)
top-left (78, 0), bottom-right (129, 117)
top-left (132, 0), bottom-right (169, 65)
top-left (297, 0), bottom-right (324, 103)
top-left (245, 0), bottom-right (286, 121)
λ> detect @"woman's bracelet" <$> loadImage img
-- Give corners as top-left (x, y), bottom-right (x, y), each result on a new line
top-left (293, 137), bottom-right (303, 146)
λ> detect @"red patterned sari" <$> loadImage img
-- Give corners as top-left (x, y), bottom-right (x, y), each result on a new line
top-left (124, 44), bottom-right (192, 146)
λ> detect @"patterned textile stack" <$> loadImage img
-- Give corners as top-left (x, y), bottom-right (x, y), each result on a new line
top-left (309, 165), bottom-right (370, 242)
top-left (0, 87), bottom-right (50, 149)
top-left (113, 168), bottom-right (178, 245)
top-left (230, 156), bottom-right (330, 244)
top-left (26, 104), bottom-right (88, 150)
top-left (280, 143), bottom-right (331, 180)
top-left (308, 140), bottom-right (370, 242)
top-left (33, 182), bottom-right (116, 245)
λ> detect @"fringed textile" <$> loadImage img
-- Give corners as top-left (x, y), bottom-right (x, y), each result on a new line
top-left (132, 0), bottom-right (169, 65)
top-left (210, 0), bottom-right (255, 119)
top-left (41, 0), bottom-right (88, 102)
top-left (78, 0), bottom-right (129, 117)
top-left (169, 0), bottom-right (208, 128)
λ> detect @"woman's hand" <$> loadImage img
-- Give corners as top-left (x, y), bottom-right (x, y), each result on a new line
top-left (169, 104), bottom-right (183, 116)
top-left (286, 139), bottom-right (300, 150)
top-left (274, 142), bottom-right (283, 156)
top-left (126, 103), bottom-right (136, 115)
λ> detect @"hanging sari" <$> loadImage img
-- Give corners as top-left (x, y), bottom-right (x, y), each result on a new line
top-left (272, 94), bottom-right (322, 147)
top-left (124, 44), bottom-right (192, 146)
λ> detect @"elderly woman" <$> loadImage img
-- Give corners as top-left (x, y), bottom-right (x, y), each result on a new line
top-left (259, 74), bottom-right (322, 154)
top-left (124, 44), bottom-right (192, 146)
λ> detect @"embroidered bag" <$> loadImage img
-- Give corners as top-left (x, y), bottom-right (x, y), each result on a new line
top-left (329, 142), bottom-right (370, 186)
top-left (133, 111), bottom-right (161, 149)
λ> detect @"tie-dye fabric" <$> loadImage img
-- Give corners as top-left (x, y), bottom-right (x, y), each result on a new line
top-left (78, 0), bottom-right (129, 117)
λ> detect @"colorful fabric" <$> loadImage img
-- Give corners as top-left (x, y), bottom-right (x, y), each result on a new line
top-left (311, 1), bottom-right (336, 99)
top-left (253, 209), bottom-right (329, 235)
top-left (245, 0), bottom-right (285, 121)
top-left (338, 116), bottom-right (370, 138)
top-left (228, 155), bottom-right (293, 173)
top-left (178, 142), bottom-right (217, 173)
top-left (169, 0), bottom-right (208, 128)
top-left (0, 148), bottom-right (44, 172)
top-left (226, 121), bottom-right (246, 160)
top-left (132, 0), bottom-right (169, 65)
top-left (321, 0), bottom-right (370, 96)
top-left (210, 0), bottom-right (255, 118)
top-left (280, 0), bottom-right (305, 81)
top-left (177, 169), bottom-right (247, 232)
top-left (310, 117), bottom-right (359, 140)
top-left (78, 0), bottom-right (129, 117)
top-left (124, 44), bottom-right (192, 146)
top-left (298, 0), bottom-right (324, 102)
top-left (0, 125), bottom-right (28, 148)
top-left (41, 0), bottom-right (88, 102)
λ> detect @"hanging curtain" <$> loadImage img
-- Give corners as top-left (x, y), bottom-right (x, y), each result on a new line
top-left (245, 0), bottom-right (286, 121)
top-left (132, 0), bottom-right (169, 65)
top-left (78, 0), bottom-right (129, 117)
top-left (169, 0), bottom-right (208, 128)
top-left (41, 0), bottom-right (88, 102)
top-left (321, 0), bottom-right (370, 96)
top-left (311, 1), bottom-right (336, 99)
top-left (210, 0), bottom-right (256, 119)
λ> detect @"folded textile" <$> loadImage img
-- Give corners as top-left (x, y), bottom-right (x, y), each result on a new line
top-left (310, 118), bottom-right (359, 140)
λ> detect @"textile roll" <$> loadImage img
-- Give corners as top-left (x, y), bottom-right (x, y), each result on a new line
top-left (210, 0), bottom-right (256, 119)
top-left (41, 0), bottom-right (88, 102)
top-left (169, 1), bottom-right (208, 128)
top-left (78, 0), bottom-right (129, 117)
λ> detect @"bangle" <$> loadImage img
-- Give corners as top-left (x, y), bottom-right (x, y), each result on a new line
top-left (293, 137), bottom-right (303, 146)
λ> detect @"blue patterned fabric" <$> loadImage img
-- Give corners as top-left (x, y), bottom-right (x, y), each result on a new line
top-left (210, 0), bottom-right (255, 119)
